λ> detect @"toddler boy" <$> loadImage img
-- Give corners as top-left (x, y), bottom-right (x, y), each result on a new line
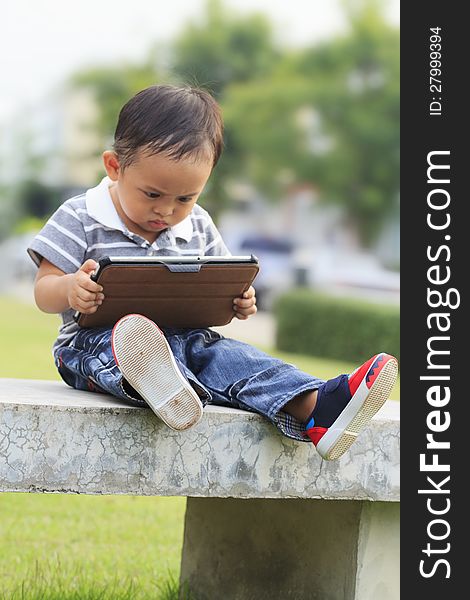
top-left (28, 84), bottom-right (398, 461)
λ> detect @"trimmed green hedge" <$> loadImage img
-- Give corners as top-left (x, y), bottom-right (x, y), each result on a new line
top-left (274, 290), bottom-right (399, 363)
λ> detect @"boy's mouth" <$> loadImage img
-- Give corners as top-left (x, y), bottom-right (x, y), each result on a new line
top-left (148, 220), bottom-right (169, 229)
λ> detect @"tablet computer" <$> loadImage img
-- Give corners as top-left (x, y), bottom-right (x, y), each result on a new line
top-left (74, 255), bottom-right (259, 329)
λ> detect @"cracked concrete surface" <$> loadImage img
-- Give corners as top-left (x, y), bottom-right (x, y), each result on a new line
top-left (0, 378), bottom-right (399, 500)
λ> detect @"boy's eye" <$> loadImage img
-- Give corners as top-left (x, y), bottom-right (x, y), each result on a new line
top-left (145, 191), bottom-right (160, 199)
top-left (178, 197), bottom-right (193, 203)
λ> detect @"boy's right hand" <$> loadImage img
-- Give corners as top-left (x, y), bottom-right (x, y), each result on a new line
top-left (66, 259), bottom-right (105, 314)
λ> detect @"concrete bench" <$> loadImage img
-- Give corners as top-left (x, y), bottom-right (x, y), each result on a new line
top-left (0, 378), bottom-right (399, 600)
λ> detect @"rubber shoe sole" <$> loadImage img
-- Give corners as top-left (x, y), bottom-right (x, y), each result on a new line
top-left (112, 314), bottom-right (203, 430)
top-left (315, 354), bottom-right (398, 460)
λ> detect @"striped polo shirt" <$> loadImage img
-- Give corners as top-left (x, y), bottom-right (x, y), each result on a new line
top-left (27, 176), bottom-right (230, 355)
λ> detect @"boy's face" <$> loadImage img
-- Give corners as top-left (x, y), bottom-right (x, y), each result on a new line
top-left (103, 150), bottom-right (213, 242)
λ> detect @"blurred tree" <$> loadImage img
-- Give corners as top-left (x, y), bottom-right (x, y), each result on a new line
top-left (0, 184), bottom-right (17, 241)
top-left (171, 0), bottom-right (279, 98)
top-left (70, 62), bottom-right (159, 155)
top-left (224, 0), bottom-right (399, 245)
top-left (0, 123), bottom-right (63, 237)
top-left (68, 0), bottom-right (398, 242)
top-left (16, 179), bottom-right (61, 219)
top-left (170, 0), bottom-right (279, 219)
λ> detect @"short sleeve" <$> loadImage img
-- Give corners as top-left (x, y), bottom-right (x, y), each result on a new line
top-left (203, 215), bottom-right (231, 256)
top-left (27, 201), bottom-right (87, 273)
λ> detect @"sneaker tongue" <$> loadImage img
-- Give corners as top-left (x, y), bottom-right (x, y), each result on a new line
top-left (321, 374), bottom-right (346, 394)
top-left (313, 374), bottom-right (351, 429)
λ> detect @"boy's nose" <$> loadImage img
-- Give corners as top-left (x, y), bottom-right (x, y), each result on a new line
top-left (153, 204), bottom-right (173, 217)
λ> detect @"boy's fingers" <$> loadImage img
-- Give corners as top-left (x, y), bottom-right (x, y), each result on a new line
top-left (236, 307), bottom-right (256, 319)
top-left (234, 304), bottom-right (257, 316)
top-left (78, 273), bottom-right (103, 293)
top-left (233, 289), bottom-right (255, 305)
top-left (77, 261), bottom-right (103, 292)
top-left (79, 259), bottom-right (98, 275)
top-left (79, 304), bottom-right (99, 314)
top-left (76, 289), bottom-right (103, 304)
top-left (86, 282), bottom-right (104, 294)
top-left (76, 299), bottom-right (101, 312)
top-left (234, 297), bottom-right (256, 308)
top-left (77, 289), bottom-right (96, 302)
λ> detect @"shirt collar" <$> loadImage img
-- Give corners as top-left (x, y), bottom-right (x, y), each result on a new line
top-left (170, 214), bottom-right (194, 242)
top-left (85, 176), bottom-right (194, 242)
top-left (85, 176), bottom-right (124, 231)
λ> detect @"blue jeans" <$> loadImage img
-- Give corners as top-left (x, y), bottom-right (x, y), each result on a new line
top-left (56, 325), bottom-right (324, 442)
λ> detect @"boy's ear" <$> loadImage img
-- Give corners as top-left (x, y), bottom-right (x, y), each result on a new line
top-left (102, 151), bottom-right (121, 181)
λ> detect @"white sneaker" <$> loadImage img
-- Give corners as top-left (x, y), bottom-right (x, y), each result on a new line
top-left (111, 314), bottom-right (203, 430)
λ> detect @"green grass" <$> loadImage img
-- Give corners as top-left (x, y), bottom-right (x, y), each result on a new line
top-left (0, 494), bottom-right (186, 599)
top-left (0, 296), bottom-right (60, 380)
top-left (0, 294), bottom-right (399, 596)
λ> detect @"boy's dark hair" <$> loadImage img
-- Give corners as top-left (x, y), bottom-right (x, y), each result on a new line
top-left (113, 84), bottom-right (224, 169)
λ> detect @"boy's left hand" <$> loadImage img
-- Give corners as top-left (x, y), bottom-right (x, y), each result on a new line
top-left (233, 286), bottom-right (257, 320)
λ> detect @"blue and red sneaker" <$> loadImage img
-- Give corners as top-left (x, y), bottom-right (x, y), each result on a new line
top-left (305, 353), bottom-right (398, 460)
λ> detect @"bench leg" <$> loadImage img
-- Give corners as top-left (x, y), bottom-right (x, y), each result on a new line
top-left (180, 497), bottom-right (399, 600)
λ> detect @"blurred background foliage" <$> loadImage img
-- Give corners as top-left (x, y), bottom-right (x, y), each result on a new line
top-left (0, 0), bottom-right (399, 350)
top-left (3, 0), bottom-right (398, 247)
